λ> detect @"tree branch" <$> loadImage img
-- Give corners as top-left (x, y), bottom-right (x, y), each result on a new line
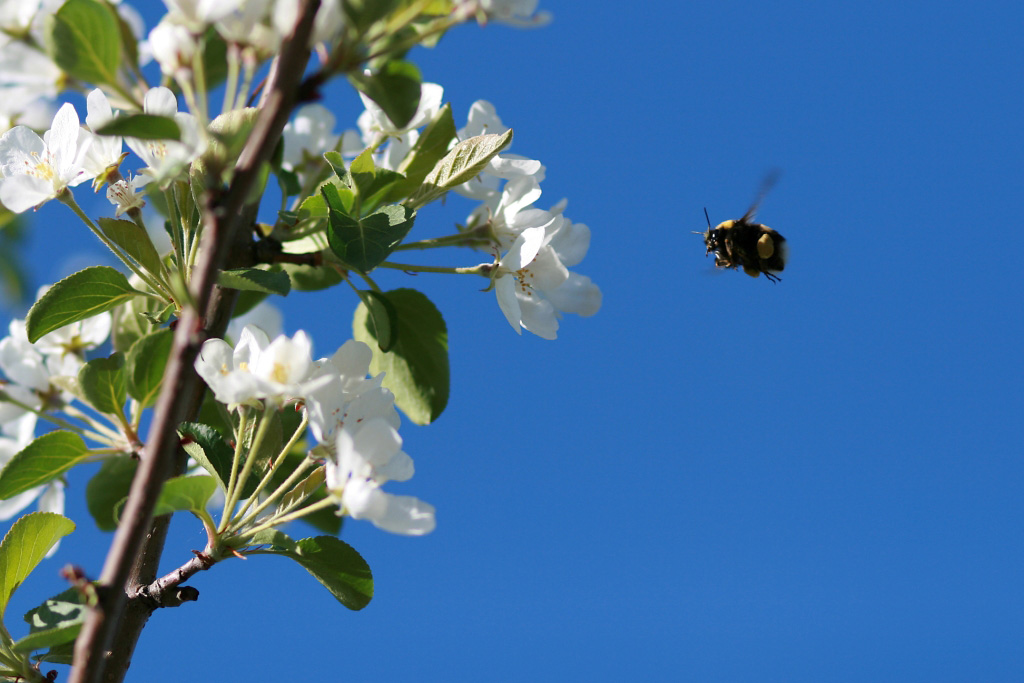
top-left (69, 4), bottom-right (321, 682)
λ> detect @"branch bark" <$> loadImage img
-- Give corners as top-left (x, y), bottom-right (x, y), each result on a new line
top-left (69, 4), bottom-right (321, 682)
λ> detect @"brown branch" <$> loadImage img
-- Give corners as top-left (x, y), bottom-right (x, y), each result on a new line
top-left (68, 4), bottom-right (322, 682)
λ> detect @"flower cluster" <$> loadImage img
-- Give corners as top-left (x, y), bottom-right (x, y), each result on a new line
top-left (196, 325), bottom-right (435, 536)
top-left (456, 101), bottom-right (601, 339)
top-left (0, 305), bottom-right (113, 524)
top-left (0, 85), bottom-right (205, 214)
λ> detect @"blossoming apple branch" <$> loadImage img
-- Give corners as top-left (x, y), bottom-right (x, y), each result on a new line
top-left (0, 1), bottom-right (597, 682)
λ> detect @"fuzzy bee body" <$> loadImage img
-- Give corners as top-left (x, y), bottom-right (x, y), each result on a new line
top-left (697, 173), bottom-right (788, 283)
top-left (703, 218), bottom-right (787, 282)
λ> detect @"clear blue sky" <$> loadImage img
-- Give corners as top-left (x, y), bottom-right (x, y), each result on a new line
top-left (3, 1), bottom-right (1024, 680)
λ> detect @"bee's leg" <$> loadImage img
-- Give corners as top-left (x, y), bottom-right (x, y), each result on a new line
top-left (756, 233), bottom-right (775, 259)
top-left (763, 271), bottom-right (781, 283)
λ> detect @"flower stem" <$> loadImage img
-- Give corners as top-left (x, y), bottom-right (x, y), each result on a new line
top-left (392, 231), bottom-right (493, 251)
top-left (376, 260), bottom-right (490, 276)
top-left (241, 496), bottom-right (337, 540)
top-left (220, 406), bottom-right (276, 532)
top-left (231, 414), bottom-right (310, 527)
top-left (57, 192), bottom-right (172, 299)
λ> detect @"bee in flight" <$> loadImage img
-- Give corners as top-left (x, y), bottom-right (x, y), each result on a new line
top-left (696, 173), bottom-right (788, 282)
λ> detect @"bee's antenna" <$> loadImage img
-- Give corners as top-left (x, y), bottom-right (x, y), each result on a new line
top-left (703, 207), bottom-right (711, 229)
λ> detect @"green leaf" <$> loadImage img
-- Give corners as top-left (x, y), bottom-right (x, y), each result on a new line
top-left (266, 536), bottom-right (373, 610)
top-left (319, 177), bottom-right (355, 215)
top-left (97, 217), bottom-right (165, 277)
top-left (326, 201), bottom-right (416, 273)
top-left (0, 432), bottom-right (89, 501)
top-left (34, 639), bottom-right (75, 665)
top-left (15, 588), bottom-right (88, 653)
top-left (25, 266), bottom-right (138, 343)
top-left (125, 328), bottom-right (173, 407)
top-left (78, 352), bottom-right (127, 416)
top-left (218, 268), bottom-right (291, 296)
top-left (94, 114), bottom-right (181, 141)
top-left (281, 262), bottom-right (343, 291)
top-left (279, 466), bottom-right (325, 512)
top-left (245, 528), bottom-right (295, 551)
top-left (388, 103), bottom-right (457, 200)
top-left (178, 423), bottom-right (234, 493)
top-left (0, 513), bottom-right (76, 619)
top-left (348, 60), bottom-right (422, 130)
top-left (153, 475), bottom-right (217, 518)
top-left (353, 288), bottom-right (449, 425)
top-left (342, 0), bottom-right (400, 33)
top-left (45, 0), bottom-right (121, 87)
top-left (358, 289), bottom-right (398, 353)
top-left (267, 453), bottom-right (341, 536)
top-left (86, 457), bottom-right (138, 531)
top-left (409, 128), bottom-right (514, 207)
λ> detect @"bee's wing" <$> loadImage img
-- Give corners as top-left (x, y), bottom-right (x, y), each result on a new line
top-left (740, 169), bottom-right (781, 223)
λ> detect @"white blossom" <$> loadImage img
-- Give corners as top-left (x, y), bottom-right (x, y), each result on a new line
top-left (272, 0), bottom-right (344, 48)
top-left (106, 174), bottom-right (148, 215)
top-left (304, 340), bottom-right (400, 447)
top-left (325, 419), bottom-right (435, 535)
top-left (79, 89), bottom-right (124, 182)
top-left (195, 325), bottom-right (328, 407)
top-left (281, 103), bottom-right (340, 173)
top-left (124, 87), bottom-right (205, 185)
top-left (0, 410), bottom-right (63, 551)
top-left (148, 17), bottom-right (198, 78)
top-left (0, 102), bottom-right (94, 212)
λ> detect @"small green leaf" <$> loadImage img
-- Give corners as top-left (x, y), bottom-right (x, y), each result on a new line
top-left (86, 457), bottom-right (138, 531)
top-left (15, 588), bottom-right (88, 653)
top-left (218, 268), bottom-right (291, 296)
top-left (125, 328), bottom-right (173, 406)
top-left (323, 151), bottom-right (351, 187)
top-left (389, 103), bottom-right (457, 200)
top-left (348, 60), bottom-right (422, 130)
top-left (78, 352), bottom-right (127, 416)
top-left (95, 114), bottom-right (181, 141)
top-left (267, 453), bottom-right (341, 535)
top-left (319, 177), bottom-right (355, 215)
top-left (353, 288), bottom-right (449, 425)
top-left (25, 266), bottom-right (138, 343)
top-left (262, 535), bottom-right (373, 610)
top-left (0, 513), bottom-right (76, 619)
top-left (0, 432), bottom-right (89, 501)
top-left (279, 466), bottom-right (325, 512)
top-left (154, 475), bottom-right (217, 517)
top-left (409, 128), bottom-right (514, 208)
top-left (97, 217), bottom-right (165, 277)
top-left (326, 201), bottom-right (416, 273)
top-left (45, 0), bottom-right (121, 87)
top-left (349, 148), bottom-right (375, 189)
top-left (178, 423), bottom-right (234, 493)
top-left (245, 528), bottom-right (295, 551)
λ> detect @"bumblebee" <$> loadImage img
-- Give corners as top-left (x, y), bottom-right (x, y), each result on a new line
top-left (696, 175), bottom-right (788, 283)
